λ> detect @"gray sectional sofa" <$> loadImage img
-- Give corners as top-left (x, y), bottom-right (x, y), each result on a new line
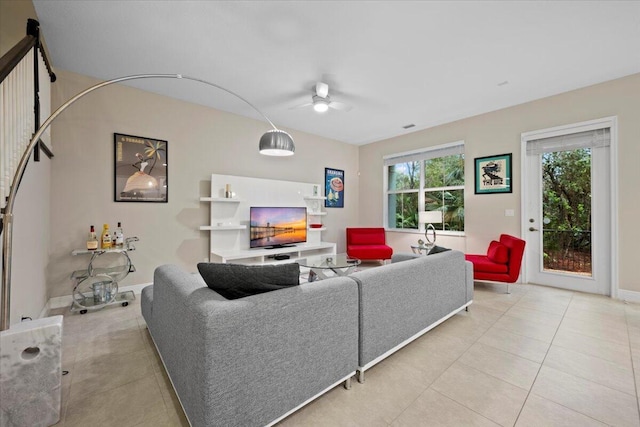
top-left (141, 250), bottom-right (473, 427)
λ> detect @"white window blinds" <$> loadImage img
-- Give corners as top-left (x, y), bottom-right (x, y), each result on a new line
top-left (383, 142), bottom-right (464, 166)
top-left (527, 128), bottom-right (610, 155)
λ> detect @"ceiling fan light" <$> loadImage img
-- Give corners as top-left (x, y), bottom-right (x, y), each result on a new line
top-left (259, 129), bottom-right (295, 156)
top-left (313, 101), bottom-right (329, 113)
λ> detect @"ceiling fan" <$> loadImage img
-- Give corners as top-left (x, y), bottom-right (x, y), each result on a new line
top-left (291, 82), bottom-right (352, 113)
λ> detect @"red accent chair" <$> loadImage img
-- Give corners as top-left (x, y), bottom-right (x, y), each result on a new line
top-left (465, 234), bottom-right (526, 293)
top-left (346, 228), bottom-right (393, 262)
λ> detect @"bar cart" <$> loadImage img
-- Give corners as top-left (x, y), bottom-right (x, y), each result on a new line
top-left (70, 237), bottom-right (139, 314)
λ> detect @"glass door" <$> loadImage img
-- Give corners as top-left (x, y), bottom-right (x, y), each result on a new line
top-left (524, 126), bottom-right (611, 295)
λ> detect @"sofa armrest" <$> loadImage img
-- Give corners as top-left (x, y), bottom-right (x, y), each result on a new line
top-left (391, 253), bottom-right (421, 263)
top-left (465, 260), bottom-right (474, 303)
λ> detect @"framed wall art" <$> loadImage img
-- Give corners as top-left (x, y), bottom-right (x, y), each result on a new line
top-left (114, 133), bottom-right (168, 202)
top-left (324, 168), bottom-right (344, 208)
top-left (474, 153), bottom-right (512, 194)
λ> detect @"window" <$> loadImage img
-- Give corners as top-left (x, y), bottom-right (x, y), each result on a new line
top-left (384, 142), bottom-right (464, 232)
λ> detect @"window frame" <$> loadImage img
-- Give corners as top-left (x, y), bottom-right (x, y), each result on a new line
top-left (383, 141), bottom-right (465, 235)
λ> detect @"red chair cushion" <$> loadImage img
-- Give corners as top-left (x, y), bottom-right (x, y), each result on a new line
top-left (347, 245), bottom-right (393, 260)
top-left (465, 254), bottom-right (509, 274)
top-left (487, 241), bottom-right (509, 264)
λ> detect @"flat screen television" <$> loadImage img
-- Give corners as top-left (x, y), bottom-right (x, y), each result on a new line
top-left (250, 206), bottom-right (307, 249)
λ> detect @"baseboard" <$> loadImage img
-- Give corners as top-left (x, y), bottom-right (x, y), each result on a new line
top-left (617, 289), bottom-right (640, 304)
top-left (45, 282), bottom-right (152, 312)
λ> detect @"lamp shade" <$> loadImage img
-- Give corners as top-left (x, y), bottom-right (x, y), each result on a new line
top-left (419, 210), bottom-right (442, 224)
top-left (259, 129), bottom-right (296, 156)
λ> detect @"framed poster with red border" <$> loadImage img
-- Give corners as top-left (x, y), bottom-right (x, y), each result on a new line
top-left (325, 168), bottom-right (344, 208)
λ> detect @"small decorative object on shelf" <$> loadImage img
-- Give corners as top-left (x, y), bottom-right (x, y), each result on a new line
top-left (115, 222), bottom-right (124, 248)
top-left (225, 184), bottom-right (234, 198)
top-left (86, 225), bottom-right (98, 251)
top-left (100, 223), bottom-right (112, 249)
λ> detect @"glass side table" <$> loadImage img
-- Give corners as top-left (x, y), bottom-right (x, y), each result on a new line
top-left (410, 244), bottom-right (434, 255)
top-left (298, 253), bottom-right (361, 282)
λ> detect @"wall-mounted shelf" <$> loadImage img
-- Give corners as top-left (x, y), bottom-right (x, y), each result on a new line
top-left (200, 197), bottom-right (244, 203)
top-left (303, 196), bottom-right (327, 201)
top-left (200, 225), bottom-right (247, 231)
top-left (308, 227), bottom-right (327, 232)
top-left (307, 211), bottom-right (327, 216)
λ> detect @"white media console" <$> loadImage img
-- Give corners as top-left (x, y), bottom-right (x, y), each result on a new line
top-left (209, 242), bottom-right (336, 265)
top-left (201, 174), bottom-right (336, 265)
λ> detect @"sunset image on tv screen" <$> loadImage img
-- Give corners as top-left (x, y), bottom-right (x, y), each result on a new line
top-left (250, 207), bottom-right (307, 248)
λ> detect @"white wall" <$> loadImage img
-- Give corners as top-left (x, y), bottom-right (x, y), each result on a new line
top-left (47, 70), bottom-right (359, 298)
top-left (359, 73), bottom-right (640, 294)
top-left (9, 157), bottom-right (51, 324)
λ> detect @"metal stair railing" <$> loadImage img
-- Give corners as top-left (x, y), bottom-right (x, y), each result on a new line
top-left (0, 19), bottom-right (56, 330)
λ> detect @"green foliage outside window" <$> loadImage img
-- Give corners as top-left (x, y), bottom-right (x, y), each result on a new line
top-left (542, 148), bottom-right (591, 264)
top-left (387, 153), bottom-right (464, 231)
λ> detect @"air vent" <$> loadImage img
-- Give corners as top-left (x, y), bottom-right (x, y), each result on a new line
top-left (402, 124), bottom-right (415, 129)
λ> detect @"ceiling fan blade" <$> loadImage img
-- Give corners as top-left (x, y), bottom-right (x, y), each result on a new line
top-left (289, 102), bottom-right (313, 110)
top-left (329, 101), bottom-right (352, 112)
top-left (315, 82), bottom-right (329, 98)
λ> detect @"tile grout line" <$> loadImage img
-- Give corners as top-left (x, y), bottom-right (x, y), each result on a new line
top-left (388, 287), bottom-right (519, 426)
top-left (386, 288), bottom-right (508, 425)
top-left (512, 290), bottom-right (629, 426)
top-left (512, 288), bottom-right (573, 426)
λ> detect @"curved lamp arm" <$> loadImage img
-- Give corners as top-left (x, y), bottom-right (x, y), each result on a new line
top-left (1, 73), bottom-right (293, 330)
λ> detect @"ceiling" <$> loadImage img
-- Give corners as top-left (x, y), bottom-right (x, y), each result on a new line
top-left (33, 1), bottom-right (640, 146)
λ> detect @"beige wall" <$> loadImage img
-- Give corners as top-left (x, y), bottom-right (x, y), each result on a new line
top-left (1, 0), bottom-right (52, 325)
top-left (48, 70), bottom-right (359, 298)
top-left (359, 73), bottom-right (640, 294)
top-left (0, 0), bottom-right (36, 56)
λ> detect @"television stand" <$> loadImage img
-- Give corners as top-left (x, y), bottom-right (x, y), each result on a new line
top-left (264, 244), bottom-right (296, 250)
top-left (210, 242), bottom-right (336, 265)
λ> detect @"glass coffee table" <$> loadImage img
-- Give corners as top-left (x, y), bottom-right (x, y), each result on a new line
top-left (298, 253), bottom-right (361, 282)
top-left (411, 244), bottom-right (434, 255)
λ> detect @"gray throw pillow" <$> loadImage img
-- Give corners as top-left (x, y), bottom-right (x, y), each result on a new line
top-left (427, 245), bottom-right (451, 255)
top-left (197, 262), bottom-right (300, 300)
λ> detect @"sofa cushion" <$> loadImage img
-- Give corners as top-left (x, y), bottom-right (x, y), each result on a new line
top-left (487, 240), bottom-right (509, 264)
top-left (197, 262), bottom-right (300, 300)
top-left (465, 255), bottom-right (509, 274)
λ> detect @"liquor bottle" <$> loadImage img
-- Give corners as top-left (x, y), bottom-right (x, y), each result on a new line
top-left (86, 225), bottom-right (98, 251)
top-left (101, 224), bottom-right (112, 249)
top-left (115, 222), bottom-right (124, 249)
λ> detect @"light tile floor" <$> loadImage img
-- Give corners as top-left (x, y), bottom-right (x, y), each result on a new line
top-left (51, 280), bottom-right (640, 426)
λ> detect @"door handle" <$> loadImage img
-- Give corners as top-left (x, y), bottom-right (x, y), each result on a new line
top-left (529, 227), bottom-right (539, 232)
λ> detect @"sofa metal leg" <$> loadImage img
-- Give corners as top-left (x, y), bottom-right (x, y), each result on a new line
top-left (506, 283), bottom-right (511, 294)
top-left (344, 377), bottom-right (352, 390)
top-left (357, 370), bottom-right (365, 383)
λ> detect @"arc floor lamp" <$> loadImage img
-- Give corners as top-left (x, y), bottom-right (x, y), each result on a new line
top-left (0, 73), bottom-right (295, 330)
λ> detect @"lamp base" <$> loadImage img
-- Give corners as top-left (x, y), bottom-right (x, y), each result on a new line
top-left (424, 223), bottom-right (436, 245)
